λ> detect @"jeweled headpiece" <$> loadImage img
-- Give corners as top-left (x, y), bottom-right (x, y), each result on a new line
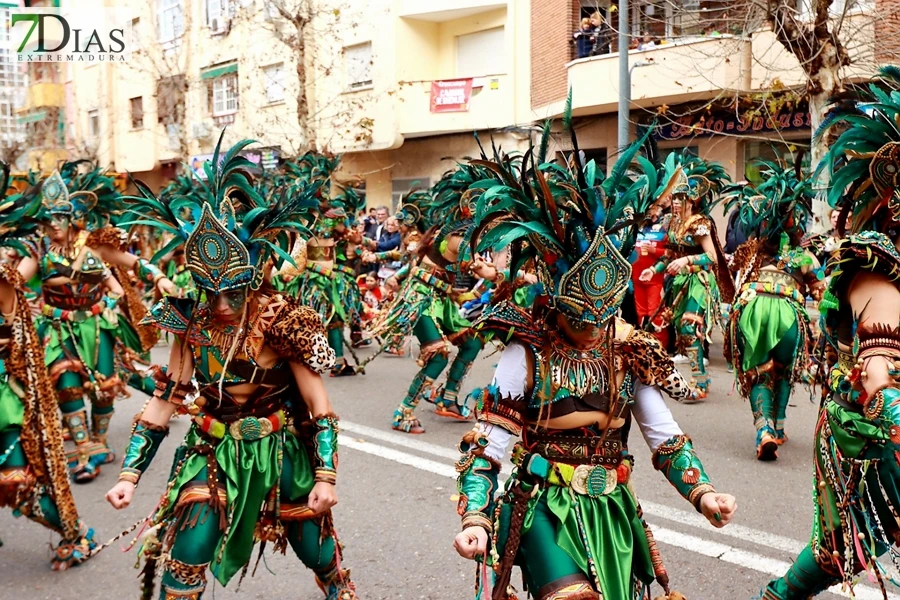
top-left (125, 132), bottom-right (318, 294)
top-left (470, 100), bottom-right (657, 324)
top-left (818, 66), bottom-right (900, 235)
top-left (667, 151), bottom-right (729, 215)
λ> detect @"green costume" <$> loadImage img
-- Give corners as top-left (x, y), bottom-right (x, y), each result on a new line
top-left (648, 154), bottom-right (733, 398)
top-left (369, 172), bottom-right (485, 433)
top-left (120, 137), bottom-right (359, 600)
top-left (723, 161), bottom-right (821, 460)
top-left (765, 66), bottom-right (900, 598)
top-left (456, 122), bottom-right (723, 600)
top-left (0, 179), bottom-right (95, 570)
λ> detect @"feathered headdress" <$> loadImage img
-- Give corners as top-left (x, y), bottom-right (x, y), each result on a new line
top-left (470, 97), bottom-right (657, 324)
top-left (817, 65), bottom-right (900, 235)
top-left (0, 163), bottom-right (45, 255)
top-left (668, 151), bottom-right (730, 215)
top-left (124, 132), bottom-right (319, 293)
top-left (40, 160), bottom-right (123, 231)
top-left (395, 189), bottom-right (432, 230)
top-left (723, 158), bottom-right (812, 244)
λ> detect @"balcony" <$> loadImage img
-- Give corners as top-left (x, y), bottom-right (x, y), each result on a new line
top-left (566, 36), bottom-right (754, 116)
top-left (20, 82), bottom-right (65, 112)
top-left (396, 75), bottom-right (513, 137)
top-left (398, 0), bottom-right (506, 22)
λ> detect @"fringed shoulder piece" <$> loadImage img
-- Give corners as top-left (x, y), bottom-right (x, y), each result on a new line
top-left (830, 232), bottom-right (900, 299)
top-left (682, 214), bottom-right (712, 239)
top-left (619, 325), bottom-right (695, 402)
top-left (85, 225), bottom-right (128, 250)
top-left (265, 298), bottom-right (336, 374)
top-left (471, 299), bottom-right (544, 351)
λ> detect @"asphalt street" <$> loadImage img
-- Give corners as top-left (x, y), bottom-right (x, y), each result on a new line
top-left (3, 337), bottom-right (900, 600)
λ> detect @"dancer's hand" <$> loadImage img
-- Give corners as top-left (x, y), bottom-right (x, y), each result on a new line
top-left (666, 257), bottom-right (690, 275)
top-left (453, 526), bottom-right (488, 560)
top-left (308, 481), bottom-right (338, 514)
top-left (385, 277), bottom-right (399, 291)
top-left (106, 480), bottom-right (136, 509)
top-left (638, 267), bottom-right (655, 282)
top-left (699, 492), bottom-right (737, 528)
top-left (157, 277), bottom-right (176, 296)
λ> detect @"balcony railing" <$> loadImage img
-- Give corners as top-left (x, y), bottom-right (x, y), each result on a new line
top-left (396, 74), bottom-right (513, 137)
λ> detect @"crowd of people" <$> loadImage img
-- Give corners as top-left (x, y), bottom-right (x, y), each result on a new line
top-left (4, 65), bottom-right (900, 600)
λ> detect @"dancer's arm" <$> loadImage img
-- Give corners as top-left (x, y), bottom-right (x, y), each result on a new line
top-left (633, 383), bottom-right (737, 528)
top-left (848, 271), bottom-right (900, 397)
top-left (95, 243), bottom-right (176, 296)
top-left (105, 338), bottom-right (193, 509)
top-left (454, 342), bottom-right (529, 560)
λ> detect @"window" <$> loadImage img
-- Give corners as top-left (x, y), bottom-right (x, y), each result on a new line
top-left (391, 178), bottom-right (430, 212)
top-left (344, 43), bottom-right (373, 91)
top-left (130, 97), bottom-right (144, 129)
top-left (263, 63), bottom-right (285, 103)
top-left (211, 74), bottom-right (239, 116)
top-left (157, 75), bottom-right (186, 124)
top-left (207, 0), bottom-right (232, 34)
top-left (0, 7), bottom-right (25, 144)
top-left (456, 28), bottom-right (505, 78)
top-left (88, 109), bottom-right (100, 138)
top-left (157, 0), bottom-right (184, 44)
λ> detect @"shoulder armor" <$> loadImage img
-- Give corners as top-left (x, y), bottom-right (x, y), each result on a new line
top-left (685, 214), bottom-right (712, 238)
top-left (265, 297), bottom-right (336, 373)
top-left (619, 327), bottom-right (693, 401)
top-left (829, 232), bottom-right (900, 302)
top-left (85, 226), bottom-right (128, 250)
top-left (141, 297), bottom-right (210, 345)
top-left (471, 300), bottom-right (543, 350)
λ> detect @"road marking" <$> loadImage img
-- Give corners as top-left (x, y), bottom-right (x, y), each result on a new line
top-left (341, 427), bottom-right (900, 600)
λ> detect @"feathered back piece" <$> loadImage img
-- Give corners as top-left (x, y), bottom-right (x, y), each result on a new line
top-left (669, 151), bottom-right (730, 215)
top-left (471, 106), bottom-right (657, 324)
top-left (0, 162), bottom-right (44, 256)
top-left (40, 160), bottom-right (123, 231)
top-left (331, 180), bottom-right (366, 221)
top-left (817, 65), bottom-right (900, 235)
top-left (396, 188), bottom-right (432, 230)
top-left (723, 159), bottom-right (812, 244)
top-left (124, 131), bottom-right (319, 293)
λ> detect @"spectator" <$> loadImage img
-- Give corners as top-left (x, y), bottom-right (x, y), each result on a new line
top-left (638, 32), bottom-right (656, 51)
top-left (589, 12), bottom-right (613, 56)
top-left (364, 205), bottom-right (389, 240)
top-left (724, 203), bottom-right (751, 255)
top-left (702, 24), bottom-right (721, 37)
top-left (573, 18), bottom-right (594, 59)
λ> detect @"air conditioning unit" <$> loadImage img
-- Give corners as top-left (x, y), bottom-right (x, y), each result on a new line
top-left (191, 122), bottom-right (212, 140)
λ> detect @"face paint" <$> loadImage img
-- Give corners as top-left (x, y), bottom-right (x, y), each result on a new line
top-left (208, 288), bottom-right (249, 316)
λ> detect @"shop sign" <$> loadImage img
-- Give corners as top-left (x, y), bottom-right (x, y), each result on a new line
top-left (190, 147), bottom-right (281, 179)
top-left (656, 108), bottom-right (812, 140)
top-left (430, 78), bottom-right (473, 113)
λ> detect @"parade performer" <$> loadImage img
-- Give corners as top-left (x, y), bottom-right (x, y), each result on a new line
top-left (764, 67), bottom-right (900, 598)
top-left (453, 122), bottom-right (737, 600)
top-left (723, 161), bottom-right (822, 461)
top-left (331, 184), bottom-right (368, 349)
top-left (281, 154), bottom-right (359, 376)
top-left (105, 138), bottom-right (359, 600)
top-left (370, 168), bottom-right (485, 433)
top-left (638, 153), bottom-right (733, 399)
top-left (16, 164), bottom-right (173, 482)
top-left (0, 173), bottom-right (97, 570)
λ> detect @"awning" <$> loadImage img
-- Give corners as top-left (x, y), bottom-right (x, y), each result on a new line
top-left (17, 110), bottom-right (47, 124)
top-left (200, 62), bottom-right (238, 80)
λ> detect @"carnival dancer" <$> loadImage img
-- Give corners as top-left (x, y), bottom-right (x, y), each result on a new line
top-left (638, 153), bottom-right (733, 399)
top-left (723, 161), bottom-right (823, 461)
top-left (454, 121), bottom-right (736, 600)
top-left (104, 137), bottom-right (359, 600)
top-left (0, 172), bottom-right (97, 569)
top-left (330, 184), bottom-right (368, 349)
top-left (370, 169), bottom-right (486, 433)
top-left (16, 164), bottom-right (174, 482)
top-left (763, 67), bottom-right (900, 599)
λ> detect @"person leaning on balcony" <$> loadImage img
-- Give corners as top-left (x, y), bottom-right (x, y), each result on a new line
top-left (589, 11), bottom-right (612, 56)
top-left (573, 17), bottom-right (594, 59)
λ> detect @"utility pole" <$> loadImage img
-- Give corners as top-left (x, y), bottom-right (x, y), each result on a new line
top-left (617, 0), bottom-right (630, 152)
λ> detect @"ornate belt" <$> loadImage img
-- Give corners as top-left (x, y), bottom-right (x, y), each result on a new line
top-left (41, 297), bottom-right (108, 322)
top-left (307, 262), bottom-right (333, 277)
top-left (307, 245), bottom-right (334, 261)
top-left (192, 408), bottom-right (285, 441)
top-left (412, 267), bottom-right (451, 295)
top-left (511, 443), bottom-right (631, 497)
top-left (334, 264), bottom-right (356, 278)
top-left (740, 281), bottom-right (805, 305)
top-left (524, 431), bottom-right (623, 466)
top-left (43, 287), bottom-right (105, 310)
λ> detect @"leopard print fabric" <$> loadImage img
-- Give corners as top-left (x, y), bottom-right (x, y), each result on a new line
top-left (266, 300), bottom-right (336, 373)
top-left (85, 226), bottom-right (128, 250)
top-left (621, 327), bottom-right (693, 402)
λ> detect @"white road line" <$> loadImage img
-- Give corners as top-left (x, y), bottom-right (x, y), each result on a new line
top-left (341, 431), bottom-right (900, 600)
top-left (650, 527), bottom-right (899, 600)
top-left (342, 421), bottom-right (801, 553)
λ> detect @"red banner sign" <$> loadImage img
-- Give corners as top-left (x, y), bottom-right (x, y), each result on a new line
top-left (430, 78), bottom-right (473, 113)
